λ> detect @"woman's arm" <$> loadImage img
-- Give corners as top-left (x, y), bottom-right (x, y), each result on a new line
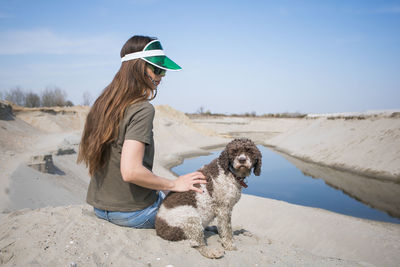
top-left (120, 140), bottom-right (206, 193)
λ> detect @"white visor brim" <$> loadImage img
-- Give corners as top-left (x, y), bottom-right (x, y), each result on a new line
top-left (121, 49), bottom-right (165, 62)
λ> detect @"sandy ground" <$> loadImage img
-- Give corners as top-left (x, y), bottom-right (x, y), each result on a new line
top-left (0, 101), bottom-right (399, 266)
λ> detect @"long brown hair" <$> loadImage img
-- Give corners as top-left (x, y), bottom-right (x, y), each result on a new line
top-left (78, 35), bottom-right (157, 176)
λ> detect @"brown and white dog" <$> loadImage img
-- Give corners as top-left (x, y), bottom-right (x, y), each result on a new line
top-left (155, 138), bottom-right (262, 258)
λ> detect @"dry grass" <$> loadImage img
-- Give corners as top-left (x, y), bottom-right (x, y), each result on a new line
top-left (187, 112), bottom-right (307, 119)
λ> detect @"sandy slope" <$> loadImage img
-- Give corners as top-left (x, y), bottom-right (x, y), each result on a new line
top-left (1, 102), bottom-right (400, 266)
top-left (0, 102), bottom-right (89, 214)
top-left (192, 114), bottom-right (400, 181)
top-left (0, 204), bottom-right (371, 267)
top-left (267, 117), bottom-right (400, 181)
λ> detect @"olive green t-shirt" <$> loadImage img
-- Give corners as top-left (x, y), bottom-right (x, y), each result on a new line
top-left (86, 101), bottom-right (158, 211)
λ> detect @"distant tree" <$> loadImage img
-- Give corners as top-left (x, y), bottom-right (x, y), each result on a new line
top-left (82, 91), bottom-right (91, 106)
top-left (41, 87), bottom-right (67, 107)
top-left (0, 90), bottom-right (3, 100)
top-left (65, 100), bottom-right (74, 107)
top-left (25, 91), bottom-right (41, 107)
top-left (5, 87), bottom-right (25, 106)
top-left (197, 106), bottom-right (205, 114)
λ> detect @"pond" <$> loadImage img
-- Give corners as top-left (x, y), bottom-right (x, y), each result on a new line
top-left (172, 146), bottom-right (400, 224)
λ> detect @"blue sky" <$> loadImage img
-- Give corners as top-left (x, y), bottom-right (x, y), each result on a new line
top-left (0, 0), bottom-right (399, 114)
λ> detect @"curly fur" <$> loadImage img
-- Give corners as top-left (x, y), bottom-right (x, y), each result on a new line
top-left (218, 138), bottom-right (262, 177)
top-left (155, 138), bottom-right (262, 259)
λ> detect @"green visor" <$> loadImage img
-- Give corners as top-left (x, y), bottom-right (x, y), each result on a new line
top-left (121, 40), bottom-right (182, 71)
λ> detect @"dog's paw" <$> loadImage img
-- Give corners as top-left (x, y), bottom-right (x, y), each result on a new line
top-left (222, 242), bottom-right (237, 251)
top-left (196, 246), bottom-right (225, 259)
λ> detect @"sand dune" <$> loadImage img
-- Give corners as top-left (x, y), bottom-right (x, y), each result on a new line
top-left (1, 101), bottom-right (399, 266)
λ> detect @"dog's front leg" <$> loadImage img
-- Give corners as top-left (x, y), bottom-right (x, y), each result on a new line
top-left (216, 210), bottom-right (237, 251)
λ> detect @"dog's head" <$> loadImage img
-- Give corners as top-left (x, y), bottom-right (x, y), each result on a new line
top-left (218, 138), bottom-right (262, 183)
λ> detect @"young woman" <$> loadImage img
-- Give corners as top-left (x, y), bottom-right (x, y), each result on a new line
top-left (78, 35), bottom-right (206, 229)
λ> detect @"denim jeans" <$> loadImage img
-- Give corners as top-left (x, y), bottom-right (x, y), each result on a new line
top-left (94, 191), bottom-right (165, 229)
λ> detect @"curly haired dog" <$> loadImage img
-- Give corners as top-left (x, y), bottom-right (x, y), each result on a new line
top-left (155, 138), bottom-right (262, 259)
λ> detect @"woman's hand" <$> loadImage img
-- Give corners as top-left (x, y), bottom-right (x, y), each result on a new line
top-left (172, 171), bottom-right (207, 193)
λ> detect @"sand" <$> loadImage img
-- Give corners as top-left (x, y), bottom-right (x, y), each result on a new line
top-left (1, 101), bottom-right (399, 266)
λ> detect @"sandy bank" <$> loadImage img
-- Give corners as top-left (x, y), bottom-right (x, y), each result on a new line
top-left (4, 199), bottom-right (397, 266)
top-left (267, 117), bottom-right (400, 182)
top-left (1, 102), bottom-right (400, 266)
top-left (191, 113), bottom-right (400, 181)
top-left (0, 102), bottom-right (89, 213)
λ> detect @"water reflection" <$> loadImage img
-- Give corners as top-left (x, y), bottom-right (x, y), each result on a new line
top-left (171, 146), bottom-right (400, 224)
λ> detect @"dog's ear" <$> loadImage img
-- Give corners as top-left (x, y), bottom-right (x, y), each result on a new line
top-left (218, 149), bottom-right (230, 175)
top-left (253, 152), bottom-right (262, 176)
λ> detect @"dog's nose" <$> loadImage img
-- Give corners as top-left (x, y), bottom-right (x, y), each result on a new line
top-left (238, 155), bottom-right (246, 164)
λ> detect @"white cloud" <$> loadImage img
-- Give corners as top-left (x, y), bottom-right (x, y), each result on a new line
top-left (0, 29), bottom-right (121, 55)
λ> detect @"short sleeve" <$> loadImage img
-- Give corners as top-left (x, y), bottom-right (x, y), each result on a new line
top-left (124, 103), bottom-right (155, 145)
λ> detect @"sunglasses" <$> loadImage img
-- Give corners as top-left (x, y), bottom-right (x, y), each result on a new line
top-left (147, 64), bottom-right (166, 76)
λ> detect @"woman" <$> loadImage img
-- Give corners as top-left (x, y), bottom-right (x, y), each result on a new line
top-left (77, 35), bottom-right (206, 229)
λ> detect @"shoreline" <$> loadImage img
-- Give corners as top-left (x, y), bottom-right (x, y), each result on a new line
top-left (164, 134), bottom-right (399, 187)
top-left (266, 144), bottom-right (400, 183)
top-left (190, 115), bottom-right (400, 183)
top-left (168, 143), bottom-right (400, 224)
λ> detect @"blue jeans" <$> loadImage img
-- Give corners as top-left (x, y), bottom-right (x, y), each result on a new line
top-left (94, 191), bottom-right (165, 229)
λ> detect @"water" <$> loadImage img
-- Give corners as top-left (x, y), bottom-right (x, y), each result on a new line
top-left (172, 146), bottom-right (400, 224)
